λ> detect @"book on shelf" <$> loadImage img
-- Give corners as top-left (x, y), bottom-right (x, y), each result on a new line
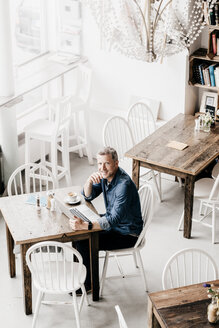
top-left (198, 63), bottom-right (205, 85)
top-left (204, 66), bottom-right (211, 86)
top-left (208, 63), bottom-right (218, 86)
top-left (217, 37), bottom-right (219, 55)
top-left (215, 66), bottom-right (219, 87)
top-left (192, 62), bottom-right (202, 85)
top-left (209, 7), bottom-right (216, 25)
top-left (212, 33), bottom-right (217, 55)
top-left (192, 48), bottom-right (207, 57)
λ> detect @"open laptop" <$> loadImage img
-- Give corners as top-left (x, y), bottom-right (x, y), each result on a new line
top-left (55, 196), bottom-right (100, 223)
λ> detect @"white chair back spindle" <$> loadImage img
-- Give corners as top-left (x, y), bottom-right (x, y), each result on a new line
top-left (162, 248), bottom-right (218, 290)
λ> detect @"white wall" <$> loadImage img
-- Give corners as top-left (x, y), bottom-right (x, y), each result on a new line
top-left (81, 5), bottom-right (190, 155)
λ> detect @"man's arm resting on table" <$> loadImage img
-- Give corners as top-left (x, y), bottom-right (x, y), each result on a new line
top-left (69, 217), bottom-right (101, 230)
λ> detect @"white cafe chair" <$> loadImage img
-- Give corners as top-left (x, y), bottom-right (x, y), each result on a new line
top-left (24, 96), bottom-right (72, 187)
top-left (103, 115), bottom-right (161, 201)
top-left (26, 241), bottom-right (89, 328)
top-left (7, 162), bottom-right (57, 196)
top-left (127, 102), bottom-right (162, 201)
top-left (162, 248), bottom-right (218, 290)
top-left (68, 63), bottom-right (93, 165)
top-left (115, 305), bottom-right (128, 328)
top-left (100, 184), bottom-right (153, 295)
top-left (7, 163), bottom-right (57, 255)
top-left (178, 175), bottom-right (219, 243)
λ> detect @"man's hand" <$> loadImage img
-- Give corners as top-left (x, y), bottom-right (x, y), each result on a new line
top-left (88, 172), bottom-right (103, 184)
top-left (84, 172), bottom-right (103, 197)
top-left (69, 216), bottom-right (88, 230)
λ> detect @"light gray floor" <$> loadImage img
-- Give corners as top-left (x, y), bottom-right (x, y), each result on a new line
top-left (0, 153), bottom-right (219, 328)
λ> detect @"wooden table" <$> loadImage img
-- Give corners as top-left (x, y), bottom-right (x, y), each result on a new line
top-left (148, 280), bottom-right (219, 327)
top-left (125, 113), bottom-right (219, 239)
top-left (0, 186), bottom-right (101, 315)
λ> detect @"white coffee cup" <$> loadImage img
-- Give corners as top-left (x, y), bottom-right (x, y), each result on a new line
top-left (67, 192), bottom-right (77, 203)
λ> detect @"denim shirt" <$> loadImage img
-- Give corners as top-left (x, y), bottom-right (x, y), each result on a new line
top-left (82, 167), bottom-right (143, 236)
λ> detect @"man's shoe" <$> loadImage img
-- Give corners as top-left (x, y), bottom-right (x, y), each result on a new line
top-left (69, 288), bottom-right (91, 297)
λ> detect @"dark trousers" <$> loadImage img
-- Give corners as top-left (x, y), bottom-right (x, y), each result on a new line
top-left (75, 230), bottom-right (138, 289)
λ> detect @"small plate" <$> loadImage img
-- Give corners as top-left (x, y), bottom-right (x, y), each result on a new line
top-left (64, 195), bottom-right (81, 205)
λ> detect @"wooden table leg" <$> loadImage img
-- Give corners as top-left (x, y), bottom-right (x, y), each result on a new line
top-left (147, 297), bottom-right (161, 328)
top-left (132, 159), bottom-right (140, 189)
top-left (20, 243), bottom-right (32, 315)
top-left (89, 231), bottom-right (99, 301)
top-left (5, 224), bottom-right (16, 278)
top-left (184, 175), bottom-right (195, 239)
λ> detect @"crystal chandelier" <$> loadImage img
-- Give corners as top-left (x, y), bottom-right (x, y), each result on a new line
top-left (84, 0), bottom-right (217, 62)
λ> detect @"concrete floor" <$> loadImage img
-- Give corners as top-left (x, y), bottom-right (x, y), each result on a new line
top-left (0, 153), bottom-right (219, 328)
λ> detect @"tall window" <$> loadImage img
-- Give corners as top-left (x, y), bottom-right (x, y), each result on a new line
top-left (10, 0), bottom-right (48, 66)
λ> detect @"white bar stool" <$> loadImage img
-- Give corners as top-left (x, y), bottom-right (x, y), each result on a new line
top-left (24, 96), bottom-right (72, 186)
top-left (68, 64), bottom-right (93, 165)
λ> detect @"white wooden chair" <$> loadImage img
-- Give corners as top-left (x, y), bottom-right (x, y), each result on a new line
top-left (178, 175), bottom-right (219, 243)
top-left (24, 96), bottom-right (72, 187)
top-left (102, 115), bottom-right (161, 201)
top-left (7, 162), bottom-right (57, 196)
top-left (115, 305), bottom-right (128, 328)
top-left (7, 163), bottom-right (57, 255)
top-left (127, 102), bottom-right (162, 201)
top-left (162, 248), bottom-right (218, 290)
top-left (26, 241), bottom-right (89, 328)
top-left (68, 64), bottom-right (93, 165)
top-left (100, 184), bottom-right (153, 295)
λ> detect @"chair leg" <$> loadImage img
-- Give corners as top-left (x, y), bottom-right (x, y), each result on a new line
top-left (100, 251), bottom-right (109, 296)
top-left (83, 111), bottom-right (94, 165)
top-left (61, 130), bottom-right (72, 186)
top-left (133, 252), bottom-right (139, 268)
top-left (158, 172), bottom-right (162, 197)
top-left (72, 291), bottom-right (81, 328)
top-left (136, 250), bottom-right (148, 292)
top-left (51, 139), bottom-right (58, 182)
top-left (178, 211), bottom-right (184, 231)
top-left (114, 255), bottom-right (125, 277)
top-left (151, 170), bottom-right (162, 202)
top-left (212, 205), bottom-right (216, 244)
top-left (40, 141), bottom-right (46, 166)
top-left (81, 284), bottom-right (90, 307)
top-left (32, 291), bottom-right (44, 328)
top-left (74, 112), bottom-right (83, 158)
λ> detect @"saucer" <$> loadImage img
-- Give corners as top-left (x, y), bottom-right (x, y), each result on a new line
top-left (64, 195), bottom-right (81, 205)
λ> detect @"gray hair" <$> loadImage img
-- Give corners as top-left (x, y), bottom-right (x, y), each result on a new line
top-left (97, 147), bottom-right (118, 162)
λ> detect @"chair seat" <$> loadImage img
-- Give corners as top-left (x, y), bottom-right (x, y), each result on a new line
top-left (24, 119), bottom-right (57, 141)
top-left (194, 178), bottom-right (215, 199)
top-left (212, 162), bottom-right (219, 180)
